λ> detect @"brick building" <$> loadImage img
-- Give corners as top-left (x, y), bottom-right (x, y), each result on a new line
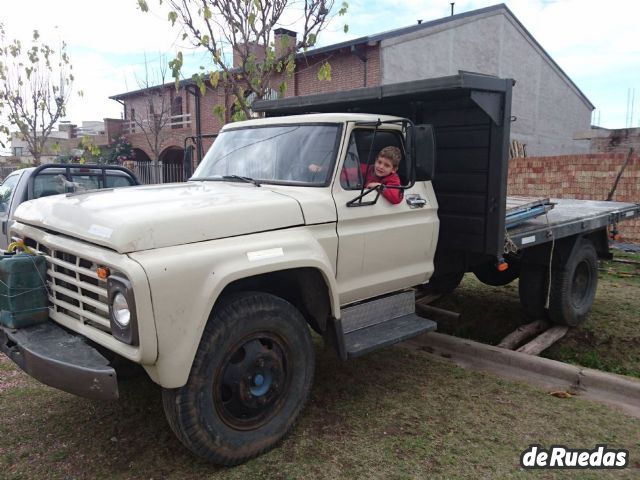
top-left (108, 3), bottom-right (594, 181)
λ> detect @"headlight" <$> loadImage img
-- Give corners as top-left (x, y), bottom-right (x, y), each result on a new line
top-left (108, 274), bottom-right (139, 345)
top-left (112, 292), bottom-right (131, 328)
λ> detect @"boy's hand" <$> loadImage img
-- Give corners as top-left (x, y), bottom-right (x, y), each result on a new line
top-left (366, 182), bottom-right (382, 188)
top-left (308, 164), bottom-right (322, 172)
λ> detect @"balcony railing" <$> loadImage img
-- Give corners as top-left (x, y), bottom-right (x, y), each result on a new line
top-left (123, 113), bottom-right (191, 135)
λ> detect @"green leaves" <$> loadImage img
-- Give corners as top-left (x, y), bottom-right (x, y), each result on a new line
top-left (169, 52), bottom-right (183, 89)
top-left (307, 33), bottom-right (317, 47)
top-left (209, 71), bottom-right (220, 88)
top-left (213, 105), bottom-right (225, 123)
top-left (317, 62), bottom-right (332, 81)
top-left (136, 0), bottom-right (149, 12)
top-left (339, 1), bottom-right (349, 15)
top-left (168, 11), bottom-right (178, 26)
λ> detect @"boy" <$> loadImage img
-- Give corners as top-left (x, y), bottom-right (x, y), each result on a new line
top-left (308, 146), bottom-right (404, 204)
top-left (359, 146), bottom-right (403, 204)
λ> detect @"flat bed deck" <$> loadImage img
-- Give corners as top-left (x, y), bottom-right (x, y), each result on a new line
top-left (505, 199), bottom-right (640, 250)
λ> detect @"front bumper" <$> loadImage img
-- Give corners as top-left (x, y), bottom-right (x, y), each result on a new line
top-left (0, 321), bottom-right (119, 400)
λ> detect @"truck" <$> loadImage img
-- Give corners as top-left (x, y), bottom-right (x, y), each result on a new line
top-left (1, 73), bottom-right (638, 465)
top-left (0, 163), bottom-right (140, 250)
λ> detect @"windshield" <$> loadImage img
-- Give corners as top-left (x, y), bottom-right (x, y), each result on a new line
top-left (192, 124), bottom-right (340, 186)
top-left (0, 173), bottom-right (20, 213)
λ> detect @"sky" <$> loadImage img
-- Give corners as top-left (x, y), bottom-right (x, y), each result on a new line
top-left (1, 0), bottom-right (639, 144)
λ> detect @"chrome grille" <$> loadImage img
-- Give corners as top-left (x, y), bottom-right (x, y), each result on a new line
top-left (24, 237), bottom-right (112, 334)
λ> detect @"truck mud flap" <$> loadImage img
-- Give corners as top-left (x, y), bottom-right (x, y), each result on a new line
top-left (0, 322), bottom-right (118, 400)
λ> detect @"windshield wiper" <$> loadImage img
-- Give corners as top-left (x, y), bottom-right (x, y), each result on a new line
top-left (222, 175), bottom-right (261, 187)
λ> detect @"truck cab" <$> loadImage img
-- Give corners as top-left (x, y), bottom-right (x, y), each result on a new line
top-left (193, 113), bottom-right (440, 304)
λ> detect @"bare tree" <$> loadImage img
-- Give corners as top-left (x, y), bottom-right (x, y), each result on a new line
top-left (0, 24), bottom-right (73, 161)
top-left (129, 56), bottom-right (175, 182)
top-left (137, 0), bottom-right (348, 120)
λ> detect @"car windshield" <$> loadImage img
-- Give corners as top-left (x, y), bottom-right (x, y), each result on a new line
top-left (192, 124), bottom-right (340, 186)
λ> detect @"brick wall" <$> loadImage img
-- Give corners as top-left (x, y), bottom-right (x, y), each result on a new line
top-left (294, 45), bottom-right (380, 96)
top-left (507, 153), bottom-right (640, 243)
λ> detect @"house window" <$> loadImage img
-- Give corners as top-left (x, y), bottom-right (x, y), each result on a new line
top-left (172, 96), bottom-right (183, 129)
top-left (12, 147), bottom-right (23, 157)
top-left (172, 96), bottom-right (183, 116)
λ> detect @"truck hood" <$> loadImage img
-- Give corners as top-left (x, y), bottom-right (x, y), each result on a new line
top-left (14, 182), bottom-right (305, 253)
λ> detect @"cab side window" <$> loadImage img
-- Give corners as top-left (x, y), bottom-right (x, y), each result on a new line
top-left (33, 175), bottom-right (65, 198)
top-left (339, 129), bottom-right (407, 190)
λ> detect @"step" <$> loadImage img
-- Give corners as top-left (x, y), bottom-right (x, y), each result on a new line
top-left (341, 291), bottom-right (415, 334)
top-left (344, 313), bottom-right (437, 358)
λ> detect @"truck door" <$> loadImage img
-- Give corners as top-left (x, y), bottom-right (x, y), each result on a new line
top-left (332, 126), bottom-right (439, 304)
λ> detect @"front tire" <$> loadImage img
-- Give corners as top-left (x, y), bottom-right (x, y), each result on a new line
top-left (162, 292), bottom-right (315, 465)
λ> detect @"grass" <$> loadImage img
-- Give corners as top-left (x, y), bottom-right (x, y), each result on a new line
top-left (1, 344), bottom-right (640, 479)
top-left (433, 249), bottom-right (640, 379)
top-left (1, 252), bottom-right (639, 478)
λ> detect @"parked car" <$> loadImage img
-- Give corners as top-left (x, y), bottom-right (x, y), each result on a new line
top-left (0, 164), bottom-right (139, 250)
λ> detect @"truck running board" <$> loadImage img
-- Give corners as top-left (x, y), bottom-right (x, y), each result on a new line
top-left (336, 291), bottom-right (437, 359)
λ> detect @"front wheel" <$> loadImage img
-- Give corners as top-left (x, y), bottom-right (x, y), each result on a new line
top-left (162, 292), bottom-right (315, 465)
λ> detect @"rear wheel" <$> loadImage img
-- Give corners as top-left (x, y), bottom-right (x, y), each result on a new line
top-left (548, 239), bottom-right (599, 326)
top-left (162, 292), bottom-right (315, 465)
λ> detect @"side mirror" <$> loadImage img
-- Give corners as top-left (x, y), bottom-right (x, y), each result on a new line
top-left (410, 124), bottom-right (436, 181)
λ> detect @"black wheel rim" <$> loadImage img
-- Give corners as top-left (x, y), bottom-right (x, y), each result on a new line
top-left (571, 260), bottom-right (592, 307)
top-left (214, 332), bottom-right (291, 430)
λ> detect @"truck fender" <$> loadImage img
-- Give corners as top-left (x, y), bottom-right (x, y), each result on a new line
top-left (134, 227), bottom-right (339, 388)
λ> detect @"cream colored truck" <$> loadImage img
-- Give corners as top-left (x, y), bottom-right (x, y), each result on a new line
top-left (2, 73), bottom-right (639, 465)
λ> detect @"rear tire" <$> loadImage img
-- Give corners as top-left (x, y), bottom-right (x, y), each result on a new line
top-left (162, 292), bottom-right (315, 465)
top-left (548, 239), bottom-right (598, 326)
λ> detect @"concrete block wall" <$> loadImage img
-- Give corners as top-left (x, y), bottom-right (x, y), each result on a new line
top-left (507, 153), bottom-right (640, 243)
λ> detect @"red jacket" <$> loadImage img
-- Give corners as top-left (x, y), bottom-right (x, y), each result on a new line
top-left (341, 164), bottom-right (404, 204)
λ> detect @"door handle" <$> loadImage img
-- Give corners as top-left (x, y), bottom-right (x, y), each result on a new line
top-left (405, 194), bottom-right (427, 209)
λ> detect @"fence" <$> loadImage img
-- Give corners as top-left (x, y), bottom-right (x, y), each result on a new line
top-left (128, 161), bottom-right (185, 184)
top-left (122, 114), bottom-right (191, 135)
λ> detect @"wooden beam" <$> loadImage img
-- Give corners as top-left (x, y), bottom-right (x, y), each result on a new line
top-left (516, 326), bottom-right (569, 355)
top-left (497, 319), bottom-right (551, 350)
